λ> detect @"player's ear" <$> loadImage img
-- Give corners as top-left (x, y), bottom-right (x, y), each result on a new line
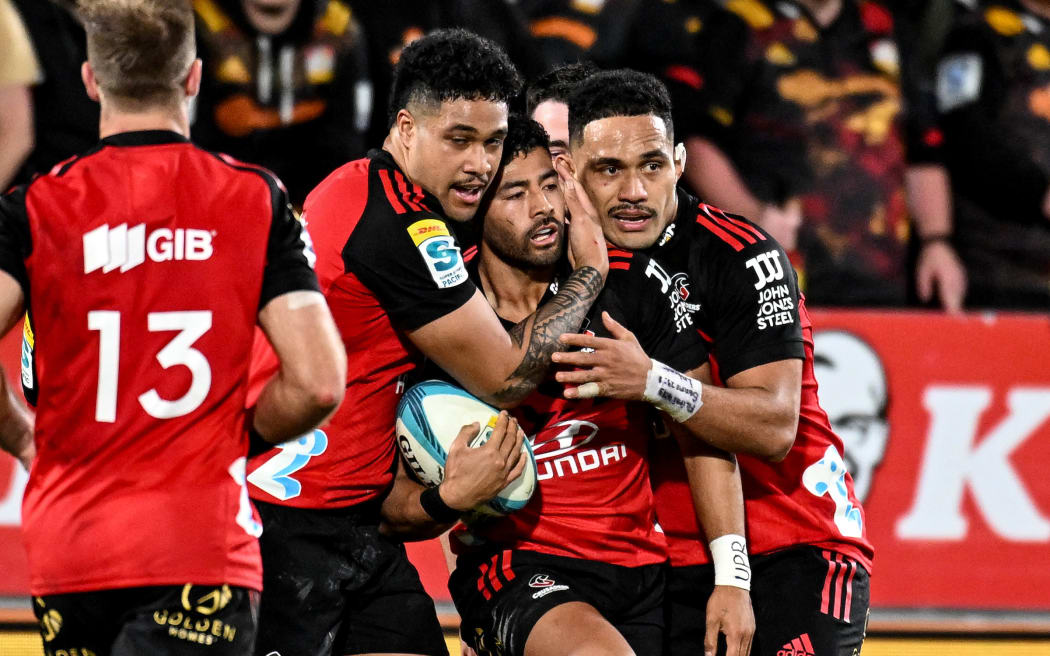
top-left (673, 142), bottom-right (687, 182)
top-left (395, 108), bottom-right (416, 148)
top-left (81, 61), bottom-right (100, 103)
top-left (184, 59), bottom-right (203, 99)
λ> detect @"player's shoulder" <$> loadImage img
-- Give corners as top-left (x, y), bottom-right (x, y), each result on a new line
top-left (199, 149), bottom-right (288, 198)
top-left (688, 201), bottom-right (781, 260)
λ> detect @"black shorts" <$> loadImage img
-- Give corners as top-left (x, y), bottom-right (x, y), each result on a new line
top-left (32, 584), bottom-right (258, 656)
top-left (665, 545), bottom-right (870, 656)
top-left (253, 498), bottom-right (448, 656)
top-left (450, 550), bottom-right (665, 656)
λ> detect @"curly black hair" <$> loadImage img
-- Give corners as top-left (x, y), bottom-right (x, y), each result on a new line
top-left (566, 69), bottom-right (674, 145)
top-left (525, 62), bottom-right (599, 115)
top-left (500, 114), bottom-right (551, 166)
top-left (388, 28), bottom-right (523, 127)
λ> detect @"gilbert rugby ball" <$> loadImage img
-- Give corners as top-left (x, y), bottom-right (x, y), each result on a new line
top-left (395, 380), bottom-right (537, 516)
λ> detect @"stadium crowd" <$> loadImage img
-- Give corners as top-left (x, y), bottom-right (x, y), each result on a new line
top-left (2, 0), bottom-right (1050, 311)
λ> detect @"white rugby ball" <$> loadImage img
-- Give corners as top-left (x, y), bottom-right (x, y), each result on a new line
top-left (395, 380), bottom-right (537, 516)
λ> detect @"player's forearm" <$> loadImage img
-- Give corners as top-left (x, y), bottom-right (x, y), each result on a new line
top-left (252, 370), bottom-right (342, 444)
top-left (485, 266), bottom-right (604, 407)
top-left (0, 367), bottom-right (33, 470)
top-left (678, 382), bottom-right (799, 461)
top-left (379, 472), bottom-right (456, 541)
top-left (674, 426), bottom-right (746, 539)
top-left (684, 137), bottom-right (763, 218)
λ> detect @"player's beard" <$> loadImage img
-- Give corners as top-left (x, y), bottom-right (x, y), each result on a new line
top-left (486, 218), bottom-right (565, 271)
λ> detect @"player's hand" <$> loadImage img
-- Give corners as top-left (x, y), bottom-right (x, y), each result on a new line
top-left (552, 312), bottom-right (650, 401)
top-left (439, 411), bottom-right (527, 511)
top-left (916, 240), bottom-right (966, 314)
top-left (705, 585), bottom-right (755, 656)
top-left (555, 155), bottom-right (608, 278)
top-left (757, 200), bottom-right (801, 251)
top-left (461, 642), bottom-right (479, 656)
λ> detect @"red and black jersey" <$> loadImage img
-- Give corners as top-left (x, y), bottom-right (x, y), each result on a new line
top-left (0, 130), bottom-right (318, 596)
top-left (247, 148), bottom-right (476, 508)
top-left (646, 189), bottom-right (874, 573)
top-left (452, 248), bottom-right (708, 568)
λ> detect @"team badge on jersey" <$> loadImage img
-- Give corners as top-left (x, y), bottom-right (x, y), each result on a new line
top-left (407, 219), bottom-right (468, 289)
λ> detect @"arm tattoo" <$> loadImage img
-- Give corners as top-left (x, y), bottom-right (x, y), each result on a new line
top-left (491, 266), bottom-right (604, 404)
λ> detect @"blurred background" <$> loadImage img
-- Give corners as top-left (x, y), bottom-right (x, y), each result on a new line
top-left (1, 0), bottom-right (1049, 653)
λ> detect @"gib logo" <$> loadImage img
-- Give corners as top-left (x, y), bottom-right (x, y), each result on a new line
top-left (83, 223), bottom-right (214, 274)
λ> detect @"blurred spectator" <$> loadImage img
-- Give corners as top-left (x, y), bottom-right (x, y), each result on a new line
top-left (0, 0), bottom-right (39, 189)
top-left (936, 0), bottom-right (1050, 310)
top-left (11, 0), bottom-right (98, 185)
top-left (518, 0), bottom-right (643, 66)
top-left (684, 0), bottom-right (966, 309)
top-left (192, 0), bottom-right (371, 205)
top-left (350, 0), bottom-right (544, 145)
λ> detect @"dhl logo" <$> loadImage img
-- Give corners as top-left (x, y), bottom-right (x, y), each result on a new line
top-left (407, 219), bottom-right (450, 246)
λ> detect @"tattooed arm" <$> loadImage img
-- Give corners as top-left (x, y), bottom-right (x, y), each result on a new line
top-left (407, 266), bottom-right (604, 407)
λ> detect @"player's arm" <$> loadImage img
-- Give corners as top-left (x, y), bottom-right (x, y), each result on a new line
top-left (0, 272), bottom-right (32, 471)
top-left (556, 311), bottom-right (801, 461)
top-left (379, 411), bottom-right (526, 540)
top-left (253, 291), bottom-right (345, 443)
top-left (0, 190), bottom-right (33, 469)
top-left (249, 183), bottom-right (347, 445)
top-left (671, 423), bottom-right (754, 656)
top-left (407, 168), bottom-right (607, 408)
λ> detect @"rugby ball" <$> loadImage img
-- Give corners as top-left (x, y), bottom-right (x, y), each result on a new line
top-left (395, 380), bottom-right (537, 516)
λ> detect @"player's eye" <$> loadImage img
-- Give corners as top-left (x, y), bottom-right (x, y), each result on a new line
top-left (503, 191), bottom-right (525, 201)
top-left (486, 137), bottom-right (504, 148)
top-left (449, 136), bottom-right (469, 146)
top-left (543, 181), bottom-right (559, 191)
top-left (602, 166), bottom-right (618, 176)
top-left (644, 161), bottom-right (663, 172)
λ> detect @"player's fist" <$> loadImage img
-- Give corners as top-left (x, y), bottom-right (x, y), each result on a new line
top-left (439, 411), bottom-right (526, 511)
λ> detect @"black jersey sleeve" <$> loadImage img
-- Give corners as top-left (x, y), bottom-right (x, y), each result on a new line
top-left (696, 208), bottom-right (804, 380)
top-left (0, 186), bottom-right (32, 299)
top-left (259, 177), bottom-right (322, 310)
top-left (347, 210), bottom-right (476, 332)
top-left (606, 251), bottom-right (709, 374)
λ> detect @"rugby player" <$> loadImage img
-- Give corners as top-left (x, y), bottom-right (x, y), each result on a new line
top-left (525, 63), bottom-right (598, 161)
top-left (526, 66), bottom-right (757, 656)
top-left (554, 69), bottom-right (874, 656)
top-left (0, 1), bottom-right (345, 654)
top-left (246, 30), bottom-right (609, 656)
top-left (385, 114), bottom-right (715, 656)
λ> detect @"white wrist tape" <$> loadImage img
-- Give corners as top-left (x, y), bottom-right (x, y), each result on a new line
top-left (710, 534), bottom-right (751, 590)
top-left (642, 359), bottom-right (703, 423)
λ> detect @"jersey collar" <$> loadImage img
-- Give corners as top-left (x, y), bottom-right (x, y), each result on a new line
top-left (100, 130), bottom-right (190, 147)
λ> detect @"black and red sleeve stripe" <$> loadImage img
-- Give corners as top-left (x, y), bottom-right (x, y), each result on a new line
top-left (695, 204), bottom-right (766, 252)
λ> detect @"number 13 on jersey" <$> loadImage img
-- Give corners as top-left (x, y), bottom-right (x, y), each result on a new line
top-left (88, 310), bottom-right (213, 422)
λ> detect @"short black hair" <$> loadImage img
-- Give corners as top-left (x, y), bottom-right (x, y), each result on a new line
top-left (388, 28), bottom-right (523, 127)
top-left (501, 114), bottom-right (551, 166)
top-left (525, 62), bottom-right (599, 115)
top-left (567, 69), bottom-right (674, 145)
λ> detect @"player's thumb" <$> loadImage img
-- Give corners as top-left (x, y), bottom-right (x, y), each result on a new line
top-left (602, 311), bottom-right (634, 341)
